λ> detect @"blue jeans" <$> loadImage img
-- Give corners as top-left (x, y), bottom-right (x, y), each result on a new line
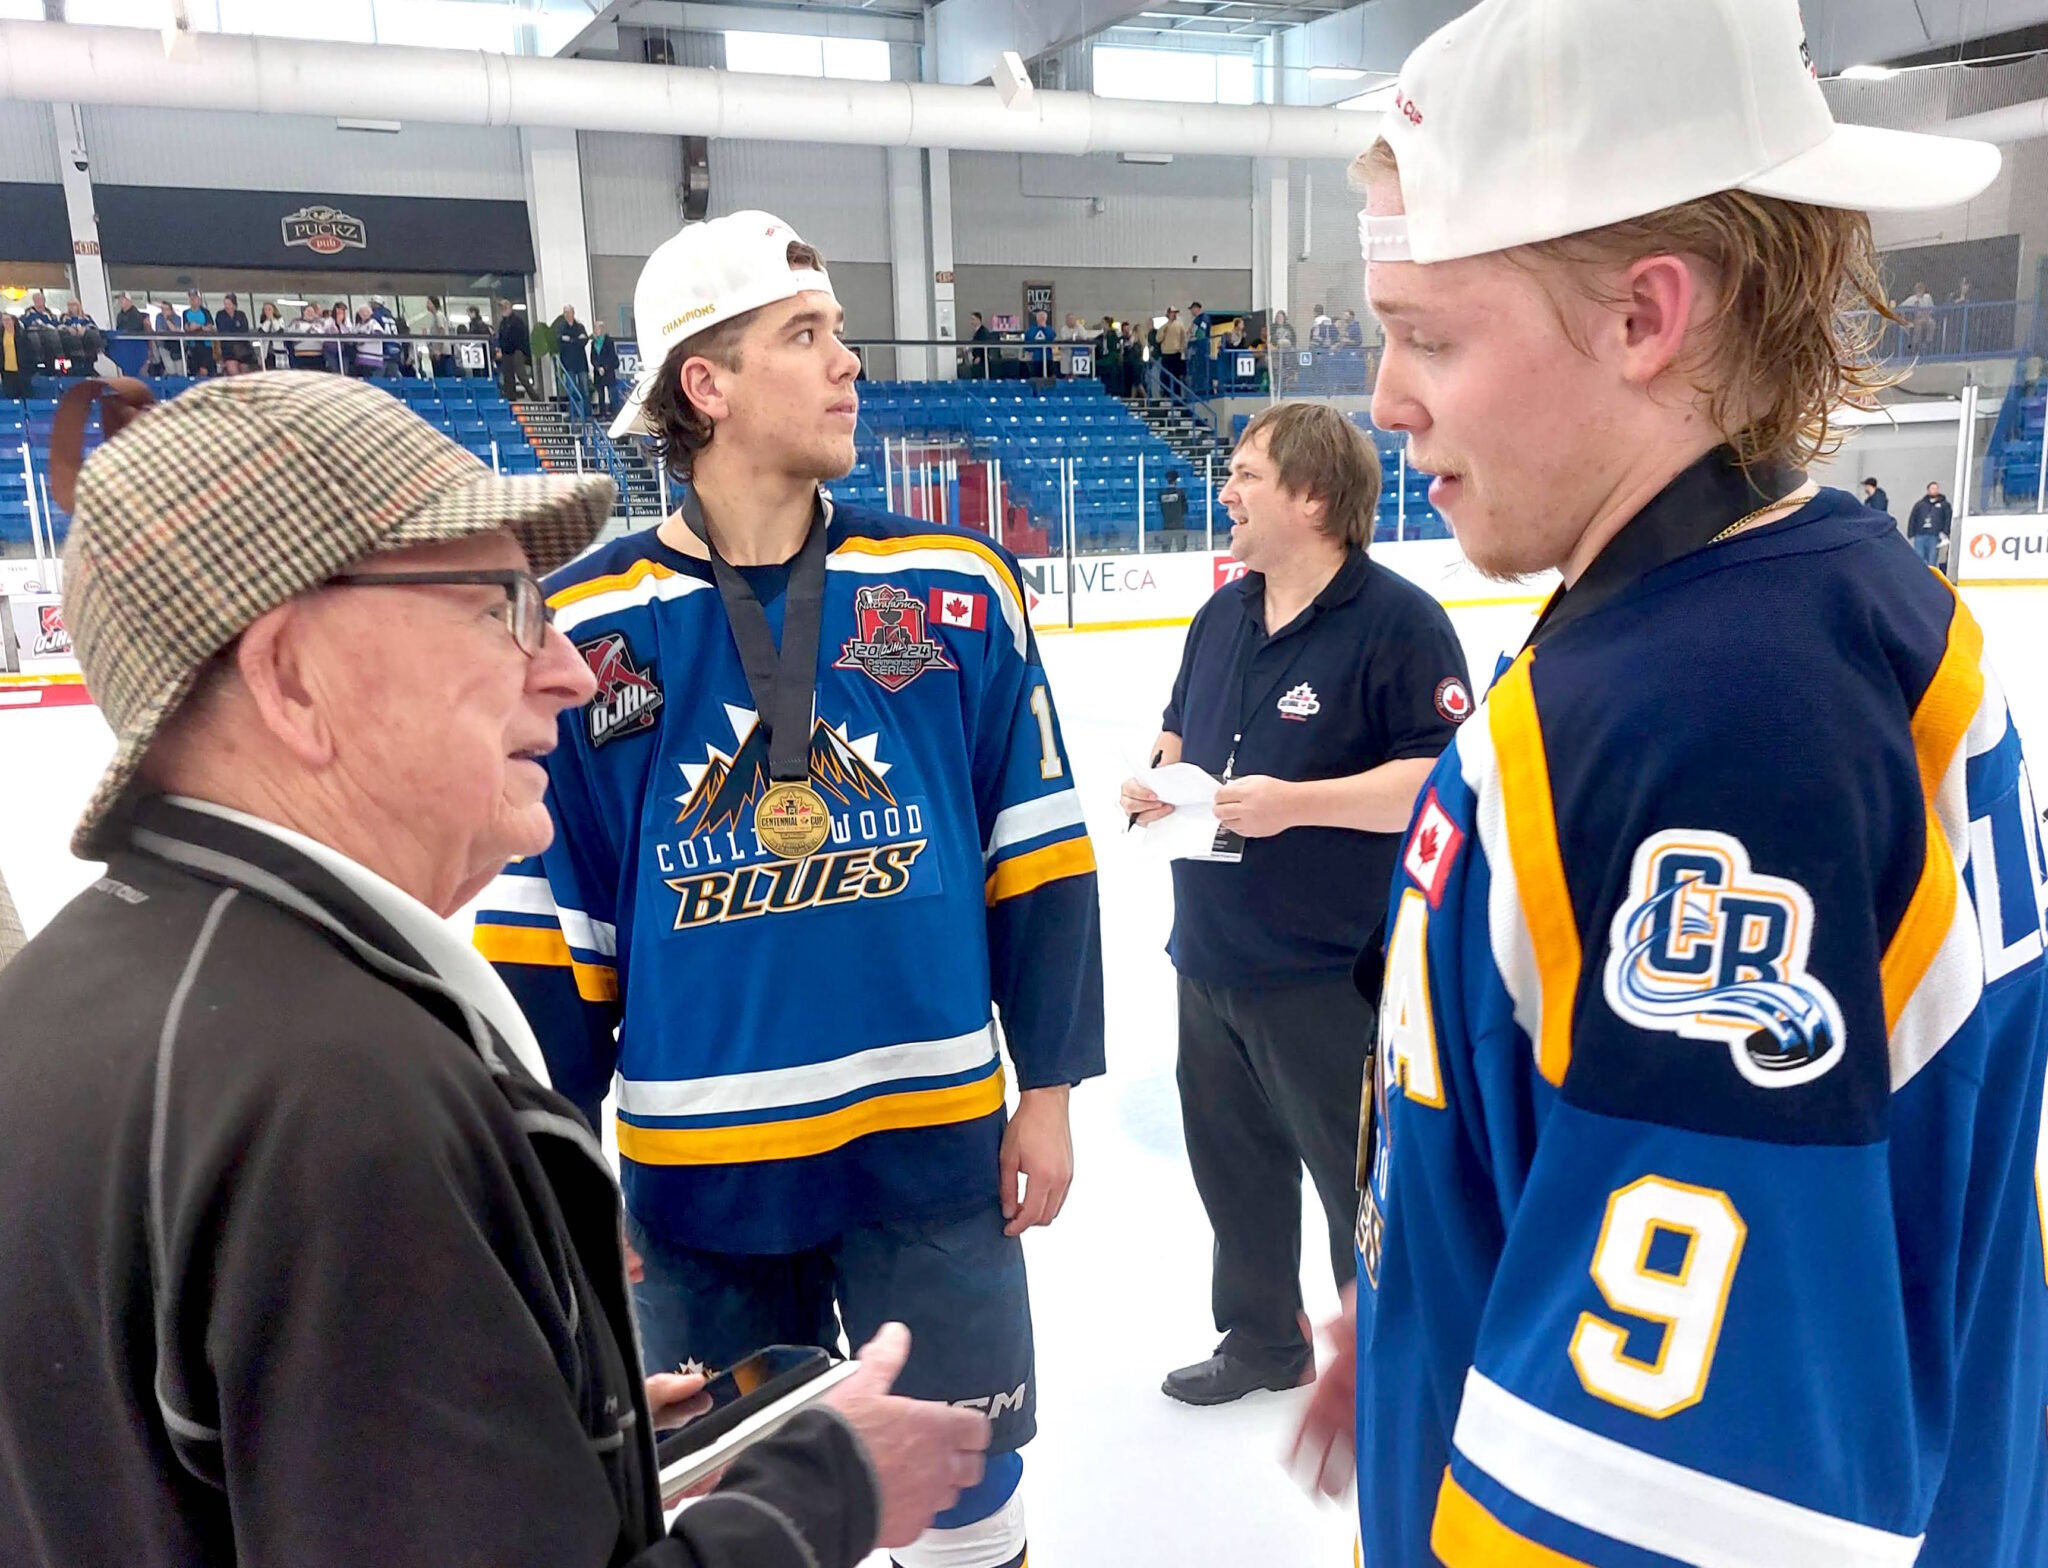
top-left (1914, 532), bottom-right (1942, 568)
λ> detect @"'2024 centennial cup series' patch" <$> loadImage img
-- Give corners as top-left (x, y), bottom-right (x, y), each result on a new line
top-left (578, 632), bottom-right (664, 748)
top-left (834, 583), bottom-right (958, 693)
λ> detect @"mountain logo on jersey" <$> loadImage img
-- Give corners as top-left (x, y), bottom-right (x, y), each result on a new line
top-left (675, 705), bottom-right (894, 839)
top-left (578, 632), bottom-right (663, 748)
top-left (663, 705), bottom-right (934, 930)
top-left (1602, 828), bottom-right (1846, 1088)
top-left (834, 583), bottom-right (957, 693)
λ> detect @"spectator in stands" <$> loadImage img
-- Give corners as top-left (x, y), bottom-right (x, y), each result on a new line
top-left (20, 292), bottom-right (61, 371)
top-left (463, 305), bottom-right (492, 377)
top-left (0, 311), bottom-right (31, 400)
top-left (1188, 301), bottom-right (1212, 395)
top-left (214, 292), bottom-right (256, 377)
top-left (1907, 481), bottom-right (1953, 571)
top-left (553, 303), bottom-right (591, 408)
top-left (1024, 307), bottom-right (1057, 379)
top-left (115, 293), bottom-right (147, 336)
top-left (181, 288), bottom-right (216, 379)
top-left (1863, 477), bottom-right (1890, 517)
top-left (351, 304), bottom-right (390, 379)
top-left (1309, 304), bottom-right (1333, 348)
top-left (1158, 467), bottom-right (1190, 550)
top-left (417, 296), bottom-right (455, 378)
top-left (366, 297), bottom-right (403, 375)
top-left (256, 301), bottom-right (287, 370)
top-left (1340, 308), bottom-right (1365, 348)
top-left (964, 310), bottom-right (996, 379)
top-left (57, 298), bottom-right (102, 375)
top-left (497, 299), bottom-right (538, 400)
top-left (591, 318), bottom-right (620, 416)
top-left (1097, 315), bottom-right (1124, 398)
top-left (1158, 306), bottom-right (1189, 387)
top-left (326, 302), bottom-right (352, 373)
top-left (1271, 309), bottom-right (1295, 349)
top-left (146, 300), bottom-right (178, 376)
top-left (1904, 280), bottom-right (1936, 352)
top-left (283, 302), bottom-right (326, 372)
top-left (1059, 312), bottom-right (1090, 377)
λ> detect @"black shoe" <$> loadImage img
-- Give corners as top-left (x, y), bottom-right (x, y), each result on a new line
top-left (1161, 1349), bottom-right (1311, 1406)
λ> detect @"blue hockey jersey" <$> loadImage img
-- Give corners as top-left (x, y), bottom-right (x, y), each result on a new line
top-left (1357, 485), bottom-right (2048, 1566)
top-left (475, 503), bottom-right (1106, 1254)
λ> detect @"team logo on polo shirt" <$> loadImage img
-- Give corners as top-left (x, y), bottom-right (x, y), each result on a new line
top-left (1434, 677), bottom-right (1473, 723)
top-left (1277, 683), bottom-right (1320, 720)
top-left (835, 583), bottom-right (958, 693)
top-left (1403, 789), bottom-right (1465, 908)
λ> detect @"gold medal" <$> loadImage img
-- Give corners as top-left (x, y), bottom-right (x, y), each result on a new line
top-left (755, 781), bottom-right (833, 860)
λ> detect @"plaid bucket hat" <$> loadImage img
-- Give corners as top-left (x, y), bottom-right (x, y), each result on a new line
top-left (52, 372), bottom-right (616, 858)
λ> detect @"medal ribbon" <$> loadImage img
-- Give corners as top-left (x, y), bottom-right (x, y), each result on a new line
top-left (681, 487), bottom-right (829, 783)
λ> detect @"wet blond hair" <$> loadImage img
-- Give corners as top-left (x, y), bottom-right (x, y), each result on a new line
top-left (1351, 141), bottom-right (1899, 471)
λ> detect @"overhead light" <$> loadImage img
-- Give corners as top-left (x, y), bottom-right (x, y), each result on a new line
top-left (337, 117), bottom-right (403, 134)
top-left (1308, 66), bottom-right (1367, 81)
top-left (1838, 63), bottom-right (1898, 81)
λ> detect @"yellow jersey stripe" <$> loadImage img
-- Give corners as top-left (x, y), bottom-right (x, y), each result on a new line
top-left (986, 836), bottom-right (1097, 905)
top-left (547, 556), bottom-right (680, 612)
top-left (473, 922), bottom-right (619, 1004)
top-left (1431, 1471), bottom-right (1595, 1568)
top-left (833, 532), bottom-right (1025, 619)
top-left (616, 1068), bottom-right (1005, 1165)
top-left (1489, 655), bottom-right (1580, 1088)
top-left (1881, 597), bottom-right (1985, 1035)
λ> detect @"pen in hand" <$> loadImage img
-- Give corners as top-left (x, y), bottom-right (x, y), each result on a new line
top-left (1127, 748), bottom-right (1165, 831)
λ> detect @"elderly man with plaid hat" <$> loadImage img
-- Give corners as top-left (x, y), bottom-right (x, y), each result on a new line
top-left (0, 372), bottom-right (988, 1568)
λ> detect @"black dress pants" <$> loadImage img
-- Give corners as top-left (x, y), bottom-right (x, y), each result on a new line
top-left (1176, 972), bottom-right (1373, 1373)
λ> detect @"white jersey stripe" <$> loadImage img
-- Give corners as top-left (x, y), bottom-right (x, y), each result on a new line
top-left (1891, 674), bottom-right (1998, 1090)
top-left (476, 872), bottom-right (618, 957)
top-left (1452, 1370), bottom-right (1924, 1568)
top-left (985, 790), bottom-right (1086, 861)
top-left (553, 570), bottom-right (713, 638)
top-left (615, 1022), bottom-right (999, 1119)
top-left (1454, 708), bottom-right (1544, 1058)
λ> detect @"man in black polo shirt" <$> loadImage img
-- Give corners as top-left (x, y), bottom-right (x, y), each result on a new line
top-left (1121, 402), bottom-right (1471, 1407)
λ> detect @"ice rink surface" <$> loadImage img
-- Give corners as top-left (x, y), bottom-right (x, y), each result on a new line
top-left (3, 584), bottom-right (2045, 1566)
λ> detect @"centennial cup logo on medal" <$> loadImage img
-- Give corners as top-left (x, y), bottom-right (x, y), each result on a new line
top-left (755, 781), bottom-right (833, 860)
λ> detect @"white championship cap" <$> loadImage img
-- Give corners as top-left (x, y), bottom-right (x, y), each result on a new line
top-left (610, 209), bottom-right (835, 439)
top-left (1360, 0), bottom-right (2002, 266)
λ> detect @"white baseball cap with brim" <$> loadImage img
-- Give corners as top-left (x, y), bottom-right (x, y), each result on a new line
top-left (1359, 0), bottom-right (2003, 266)
top-left (610, 210), bottom-right (836, 440)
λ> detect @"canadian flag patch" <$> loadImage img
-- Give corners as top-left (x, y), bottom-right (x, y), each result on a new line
top-left (930, 588), bottom-right (987, 631)
top-left (1403, 788), bottom-right (1465, 908)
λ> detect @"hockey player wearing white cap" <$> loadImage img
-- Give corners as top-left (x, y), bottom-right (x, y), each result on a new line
top-left (478, 211), bottom-right (1105, 1568)
top-left (1285, 2), bottom-right (2048, 1565)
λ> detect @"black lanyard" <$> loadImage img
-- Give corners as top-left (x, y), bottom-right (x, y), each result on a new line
top-left (1219, 606), bottom-right (1319, 783)
top-left (682, 487), bottom-right (829, 784)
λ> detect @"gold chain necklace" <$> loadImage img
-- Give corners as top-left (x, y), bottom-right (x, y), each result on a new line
top-left (1708, 479), bottom-right (1818, 544)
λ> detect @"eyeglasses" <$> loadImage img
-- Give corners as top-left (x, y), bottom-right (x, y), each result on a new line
top-left (327, 569), bottom-right (553, 656)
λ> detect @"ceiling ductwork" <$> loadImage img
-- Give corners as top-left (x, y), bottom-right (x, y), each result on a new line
top-left (0, 19), bottom-right (1375, 161)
